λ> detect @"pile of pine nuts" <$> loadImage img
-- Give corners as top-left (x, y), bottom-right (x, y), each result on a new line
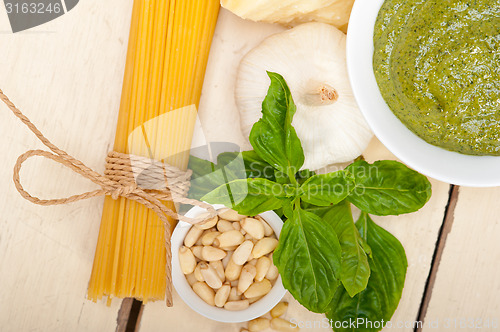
top-left (243, 302), bottom-right (298, 332)
top-left (179, 208), bottom-right (280, 310)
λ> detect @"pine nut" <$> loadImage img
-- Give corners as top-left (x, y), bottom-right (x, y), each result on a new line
top-left (192, 282), bottom-right (215, 306)
top-left (238, 264), bottom-right (257, 293)
top-left (252, 238), bottom-right (278, 259)
top-left (232, 240), bottom-right (254, 265)
top-left (222, 250), bottom-right (233, 269)
top-left (255, 256), bottom-right (271, 282)
top-left (185, 273), bottom-right (197, 286)
top-left (195, 236), bottom-right (204, 246)
top-left (244, 279), bottom-right (272, 298)
top-left (225, 258), bottom-right (243, 281)
top-left (201, 231), bottom-right (221, 246)
top-left (247, 295), bottom-right (263, 304)
top-left (191, 246), bottom-right (204, 261)
top-left (214, 282), bottom-right (231, 307)
top-left (256, 215), bottom-right (274, 237)
top-left (265, 263), bottom-right (279, 281)
top-left (195, 215), bottom-right (219, 230)
top-left (217, 219), bottom-right (235, 232)
top-left (271, 302), bottom-right (289, 318)
top-left (209, 260), bottom-right (225, 281)
top-left (184, 226), bottom-right (204, 248)
top-left (248, 258), bottom-right (258, 266)
top-left (224, 299), bottom-right (249, 311)
top-left (202, 246), bottom-right (227, 261)
top-left (233, 221), bottom-right (241, 231)
top-left (229, 286), bottom-right (241, 301)
top-left (178, 246), bottom-right (196, 274)
top-left (241, 218), bottom-right (265, 240)
top-left (248, 318), bottom-right (270, 331)
top-left (270, 318), bottom-right (297, 331)
top-left (200, 262), bottom-right (222, 289)
top-left (219, 245), bottom-right (238, 251)
top-left (216, 230), bottom-right (244, 247)
top-left (218, 208), bottom-right (244, 221)
top-left (194, 262), bottom-right (205, 282)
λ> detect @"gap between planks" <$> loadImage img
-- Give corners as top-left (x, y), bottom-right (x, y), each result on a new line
top-left (116, 298), bottom-right (144, 332)
top-left (415, 185), bottom-right (460, 332)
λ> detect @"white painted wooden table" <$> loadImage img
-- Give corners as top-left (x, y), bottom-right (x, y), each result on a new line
top-left (0, 2), bottom-right (499, 332)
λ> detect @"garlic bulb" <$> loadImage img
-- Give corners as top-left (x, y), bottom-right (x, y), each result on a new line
top-left (235, 23), bottom-right (373, 171)
top-left (221, 0), bottom-right (354, 32)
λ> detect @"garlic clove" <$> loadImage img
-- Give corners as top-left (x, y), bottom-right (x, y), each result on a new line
top-left (235, 22), bottom-right (373, 171)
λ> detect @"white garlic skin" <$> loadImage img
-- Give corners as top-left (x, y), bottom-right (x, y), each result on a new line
top-left (235, 22), bottom-right (373, 171)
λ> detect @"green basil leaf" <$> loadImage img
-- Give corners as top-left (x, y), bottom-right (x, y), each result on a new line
top-left (296, 169), bottom-right (316, 185)
top-left (299, 171), bottom-right (355, 207)
top-left (201, 178), bottom-right (285, 215)
top-left (327, 213), bottom-right (407, 332)
top-left (346, 160), bottom-right (432, 216)
top-left (249, 72), bottom-right (304, 175)
top-left (274, 169), bottom-right (291, 185)
top-left (274, 208), bottom-right (341, 313)
top-left (187, 156), bottom-right (225, 200)
top-left (217, 150), bottom-right (276, 181)
top-left (323, 201), bottom-right (370, 297)
top-left (188, 151), bottom-right (276, 200)
top-left (302, 204), bottom-right (336, 219)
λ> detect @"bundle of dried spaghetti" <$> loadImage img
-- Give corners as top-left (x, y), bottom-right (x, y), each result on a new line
top-left (87, 0), bottom-right (220, 305)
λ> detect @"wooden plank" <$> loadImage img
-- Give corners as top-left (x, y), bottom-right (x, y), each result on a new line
top-left (139, 9), bottom-right (451, 332)
top-left (422, 187), bottom-right (500, 331)
top-left (0, 0), bottom-right (133, 330)
top-left (416, 185), bottom-right (459, 329)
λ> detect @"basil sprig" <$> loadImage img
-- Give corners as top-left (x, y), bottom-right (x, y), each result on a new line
top-left (189, 72), bottom-right (431, 330)
top-left (327, 213), bottom-right (408, 332)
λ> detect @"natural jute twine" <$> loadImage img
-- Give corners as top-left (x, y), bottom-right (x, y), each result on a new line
top-left (0, 89), bottom-right (217, 307)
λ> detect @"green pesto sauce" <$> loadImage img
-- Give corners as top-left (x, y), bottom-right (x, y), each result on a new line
top-left (373, 0), bottom-right (500, 155)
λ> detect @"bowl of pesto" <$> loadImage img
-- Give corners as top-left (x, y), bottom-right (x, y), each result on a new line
top-left (346, 0), bottom-right (500, 187)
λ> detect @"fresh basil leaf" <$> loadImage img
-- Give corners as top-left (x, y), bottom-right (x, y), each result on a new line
top-left (202, 178), bottom-right (285, 216)
top-left (274, 169), bottom-right (291, 185)
top-left (217, 150), bottom-right (276, 181)
top-left (296, 169), bottom-right (316, 185)
top-left (274, 208), bottom-right (341, 313)
top-left (187, 156), bottom-right (226, 200)
top-left (281, 199), bottom-right (295, 220)
top-left (299, 171), bottom-right (355, 207)
top-left (327, 213), bottom-right (407, 332)
top-left (346, 160), bottom-right (432, 216)
top-left (249, 72), bottom-right (304, 176)
top-left (188, 151), bottom-right (275, 200)
top-left (323, 201), bottom-right (370, 297)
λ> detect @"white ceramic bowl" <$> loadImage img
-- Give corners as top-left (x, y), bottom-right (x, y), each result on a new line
top-left (171, 204), bottom-right (286, 323)
top-left (347, 0), bottom-right (500, 187)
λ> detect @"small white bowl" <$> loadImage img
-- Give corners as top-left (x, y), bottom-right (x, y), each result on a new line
top-left (347, 0), bottom-right (500, 187)
top-left (171, 204), bottom-right (286, 323)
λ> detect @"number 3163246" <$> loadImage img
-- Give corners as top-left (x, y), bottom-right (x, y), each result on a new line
top-left (5, 2), bottom-right (62, 14)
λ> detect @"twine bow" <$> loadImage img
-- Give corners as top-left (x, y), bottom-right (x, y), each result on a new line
top-left (0, 89), bottom-right (217, 306)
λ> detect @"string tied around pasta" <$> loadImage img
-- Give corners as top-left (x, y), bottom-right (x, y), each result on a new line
top-left (0, 88), bottom-right (217, 307)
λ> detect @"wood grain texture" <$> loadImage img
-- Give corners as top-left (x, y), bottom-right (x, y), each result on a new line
top-left (423, 187), bottom-right (500, 331)
top-left (139, 9), bottom-right (450, 332)
top-left (0, 0), bottom-right (133, 331)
